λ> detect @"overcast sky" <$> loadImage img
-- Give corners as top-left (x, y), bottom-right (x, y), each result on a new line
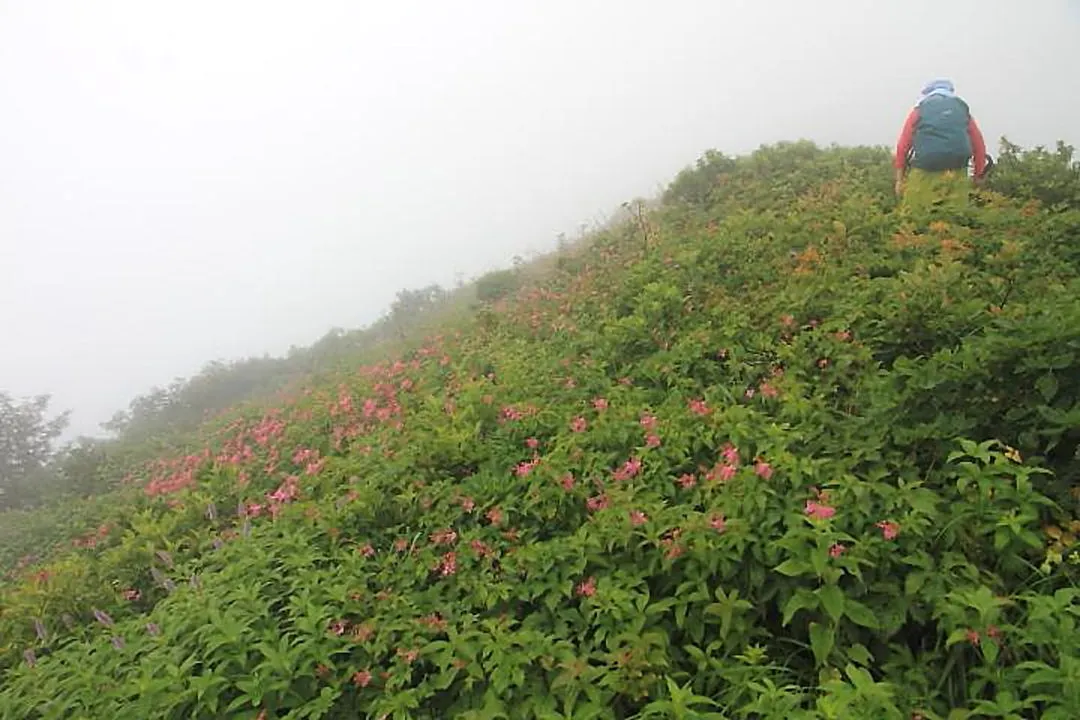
top-left (2, 1), bottom-right (1078, 439)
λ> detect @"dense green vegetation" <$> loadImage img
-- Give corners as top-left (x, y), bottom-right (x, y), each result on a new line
top-left (1, 139), bottom-right (1079, 719)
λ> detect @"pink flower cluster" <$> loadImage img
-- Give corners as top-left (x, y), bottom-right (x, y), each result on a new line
top-left (705, 443), bottom-right (741, 484)
top-left (613, 457), bottom-right (643, 482)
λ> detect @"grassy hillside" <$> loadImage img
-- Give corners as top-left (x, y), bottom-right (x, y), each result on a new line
top-left (1, 140), bottom-right (1079, 719)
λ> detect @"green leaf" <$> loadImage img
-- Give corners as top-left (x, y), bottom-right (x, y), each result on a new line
top-left (809, 622), bottom-right (834, 667)
top-left (844, 663), bottom-right (876, 692)
top-left (1035, 373), bottom-right (1058, 402)
top-left (844, 600), bottom-right (879, 629)
top-left (781, 588), bottom-right (819, 626)
top-left (904, 572), bottom-right (927, 597)
top-left (774, 558), bottom-right (809, 577)
top-left (846, 643), bottom-right (873, 667)
top-left (946, 628), bottom-right (973, 648)
top-left (982, 637), bottom-right (999, 665)
top-left (818, 584), bottom-right (845, 623)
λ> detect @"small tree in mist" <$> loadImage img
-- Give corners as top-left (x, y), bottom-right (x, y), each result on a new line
top-left (386, 284), bottom-right (448, 340)
top-left (0, 392), bottom-right (69, 509)
top-left (475, 269), bottom-right (520, 303)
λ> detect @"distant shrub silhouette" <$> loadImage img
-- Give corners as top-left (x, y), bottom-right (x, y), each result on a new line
top-left (475, 267), bottom-right (520, 302)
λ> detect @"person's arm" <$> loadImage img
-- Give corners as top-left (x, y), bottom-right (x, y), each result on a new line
top-left (968, 115), bottom-right (987, 180)
top-left (894, 107), bottom-right (919, 193)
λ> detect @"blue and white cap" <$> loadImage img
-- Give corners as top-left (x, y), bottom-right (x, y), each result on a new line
top-left (918, 79), bottom-right (957, 104)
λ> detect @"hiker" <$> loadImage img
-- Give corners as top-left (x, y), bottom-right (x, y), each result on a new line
top-left (893, 79), bottom-right (988, 203)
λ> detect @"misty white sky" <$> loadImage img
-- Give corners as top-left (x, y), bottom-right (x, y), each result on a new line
top-left (2, 1), bottom-right (1078, 439)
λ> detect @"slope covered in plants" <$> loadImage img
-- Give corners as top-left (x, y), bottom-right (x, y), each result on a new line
top-left (1, 141), bottom-right (1079, 719)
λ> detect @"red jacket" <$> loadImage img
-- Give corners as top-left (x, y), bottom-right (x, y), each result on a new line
top-left (894, 105), bottom-right (987, 177)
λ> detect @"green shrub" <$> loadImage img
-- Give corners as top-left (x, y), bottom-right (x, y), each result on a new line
top-left (988, 138), bottom-right (1080, 210)
top-left (1, 141), bottom-right (1078, 719)
top-left (475, 268), bottom-right (521, 303)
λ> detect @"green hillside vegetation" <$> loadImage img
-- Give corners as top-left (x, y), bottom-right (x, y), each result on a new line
top-left (1, 139), bottom-right (1079, 719)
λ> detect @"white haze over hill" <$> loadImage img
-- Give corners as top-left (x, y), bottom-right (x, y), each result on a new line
top-left (1, 0), bottom-right (1078, 438)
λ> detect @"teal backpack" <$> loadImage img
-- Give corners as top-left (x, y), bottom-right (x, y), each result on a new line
top-left (909, 94), bottom-right (973, 172)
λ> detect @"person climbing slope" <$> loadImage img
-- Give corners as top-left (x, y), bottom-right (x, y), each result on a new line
top-left (894, 79), bottom-right (988, 205)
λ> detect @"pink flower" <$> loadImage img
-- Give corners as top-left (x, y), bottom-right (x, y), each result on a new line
top-left (804, 500), bottom-right (836, 521)
top-left (629, 510), bottom-right (648, 527)
top-left (247, 503), bottom-right (264, 517)
top-left (829, 543), bottom-right (846, 558)
top-left (639, 414), bottom-right (658, 431)
top-left (515, 459), bottom-right (538, 477)
top-left (329, 619), bottom-right (348, 636)
top-left (876, 521), bottom-right (900, 540)
top-left (470, 539), bottom-right (493, 558)
top-left (592, 397), bottom-right (609, 411)
top-left (459, 496), bottom-right (475, 512)
top-left (269, 475), bottom-right (301, 503)
top-left (722, 444), bottom-right (740, 466)
top-left (645, 434), bottom-right (661, 448)
top-left (352, 622), bottom-right (376, 642)
top-left (709, 513), bottom-right (727, 533)
top-left (525, 437), bottom-right (539, 449)
top-left (676, 473), bottom-right (697, 489)
top-left (121, 588), bottom-right (141, 602)
top-left (613, 457), bottom-right (643, 482)
top-left (486, 507), bottom-right (503, 526)
top-left (437, 551), bottom-right (457, 577)
top-left (418, 612), bottom-right (448, 633)
top-left (560, 473), bottom-right (576, 491)
top-left (586, 494), bottom-right (610, 512)
top-left (759, 382), bottom-right (779, 399)
top-left (575, 576), bottom-right (597, 597)
top-left (966, 629), bottom-right (980, 647)
top-left (430, 528), bottom-right (458, 546)
top-left (688, 398), bottom-right (711, 416)
top-left (664, 542), bottom-right (685, 560)
top-left (706, 462), bottom-right (736, 483)
top-left (352, 669), bottom-right (373, 688)
top-left (359, 543), bottom-right (376, 558)
top-left (753, 461), bottom-right (773, 479)
top-left (570, 416), bottom-right (587, 433)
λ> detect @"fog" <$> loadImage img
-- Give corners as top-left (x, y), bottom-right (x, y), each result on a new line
top-left (1, 0), bottom-right (1078, 439)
